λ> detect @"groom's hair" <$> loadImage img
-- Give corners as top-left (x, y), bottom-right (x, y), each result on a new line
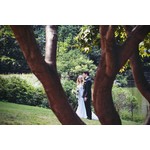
top-left (83, 71), bottom-right (89, 76)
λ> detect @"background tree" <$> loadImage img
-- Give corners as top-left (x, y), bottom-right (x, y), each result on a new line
top-left (57, 49), bottom-right (96, 81)
top-left (0, 26), bottom-right (29, 73)
top-left (0, 25), bottom-right (45, 73)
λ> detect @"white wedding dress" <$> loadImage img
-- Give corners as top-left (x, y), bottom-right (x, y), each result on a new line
top-left (76, 83), bottom-right (98, 120)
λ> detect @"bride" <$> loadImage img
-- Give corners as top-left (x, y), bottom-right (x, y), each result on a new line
top-left (75, 75), bottom-right (98, 120)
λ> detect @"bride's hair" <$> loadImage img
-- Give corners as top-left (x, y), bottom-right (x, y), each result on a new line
top-left (76, 75), bottom-right (84, 85)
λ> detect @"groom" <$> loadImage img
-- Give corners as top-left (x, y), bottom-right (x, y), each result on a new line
top-left (82, 71), bottom-right (92, 120)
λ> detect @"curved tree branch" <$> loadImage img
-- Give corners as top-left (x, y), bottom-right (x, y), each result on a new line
top-left (10, 25), bottom-right (85, 125)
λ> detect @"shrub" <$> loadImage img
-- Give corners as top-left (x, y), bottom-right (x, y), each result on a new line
top-left (112, 86), bottom-right (145, 122)
top-left (112, 86), bottom-right (138, 113)
top-left (0, 74), bottom-right (79, 109)
top-left (0, 77), bottom-right (7, 100)
top-left (120, 111), bottom-right (145, 123)
top-left (61, 79), bottom-right (77, 110)
top-left (0, 75), bottom-right (48, 108)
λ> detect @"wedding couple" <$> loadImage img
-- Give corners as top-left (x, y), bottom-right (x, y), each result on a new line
top-left (76, 71), bottom-right (98, 120)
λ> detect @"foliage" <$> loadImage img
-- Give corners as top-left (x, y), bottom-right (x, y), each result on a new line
top-left (112, 86), bottom-right (139, 121)
top-left (1, 25), bottom-right (99, 75)
top-left (33, 25), bottom-right (45, 55)
top-left (57, 26), bottom-right (97, 81)
top-left (0, 74), bottom-right (80, 109)
top-left (114, 25), bottom-right (127, 45)
top-left (0, 25), bottom-right (30, 73)
top-left (0, 55), bottom-right (25, 73)
top-left (58, 25), bottom-right (81, 43)
top-left (61, 79), bottom-right (77, 110)
top-left (139, 32), bottom-right (150, 57)
top-left (57, 49), bottom-right (97, 81)
top-left (75, 25), bottom-right (100, 52)
top-left (57, 25), bottom-right (81, 52)
top-left (120, 111), bottom-right (145, 123)
top-left (87, 46), bottom-right (101, 65)
top-left (75, 25), bottom-right (150, 71)
top-left (0, 25), bottom-right (45, 73)
top-left (115, 73), bottom-right (128, 87)
top-left (0, 75), bottom-right (48, 108)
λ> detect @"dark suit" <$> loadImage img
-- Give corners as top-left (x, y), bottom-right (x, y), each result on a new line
top-left (83, 76), bottom-right (92, 119)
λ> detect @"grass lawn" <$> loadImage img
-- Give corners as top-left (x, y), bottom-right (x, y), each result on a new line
top-left (0, 101), bottom-right (140, 125)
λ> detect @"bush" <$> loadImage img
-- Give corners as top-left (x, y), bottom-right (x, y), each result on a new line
top-left (120, 111), bottom-right (145, 123)
top-left (0, 74), bottom-right (79, 109)
top-left (112, 86), bottom-right (142, 122)
top-left (61, 79), bottom-right (77, 110)
top-left (0, 75), bottom-right (49, 108)
top-left (112, 86), bottom-right (138, 113)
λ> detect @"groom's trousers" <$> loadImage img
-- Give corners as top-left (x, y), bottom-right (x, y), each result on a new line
top-left (85, 99), bottom-right (92, 119)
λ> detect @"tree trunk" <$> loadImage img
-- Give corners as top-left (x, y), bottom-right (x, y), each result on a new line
top-left (10, 25), bottom-right (85, 125)
top-left (93, 54), bottom-right (122, 124)
top-left (93, 26), bottom-right (122, 125)
top-left (93, 25), bottom-right (150, 125)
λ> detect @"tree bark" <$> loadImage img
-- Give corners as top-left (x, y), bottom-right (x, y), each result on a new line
top-left (93, 26), bottom-right (122, 125)
top-left (93, 25), bottom-right (150, 125)
top-left (10, 25), bottom-right (85, 125)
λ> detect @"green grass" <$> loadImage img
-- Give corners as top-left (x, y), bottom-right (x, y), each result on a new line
top-left (0, 101), bottom-right (140, 125)
top-left (0, 101), bottom-right (61, 125)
